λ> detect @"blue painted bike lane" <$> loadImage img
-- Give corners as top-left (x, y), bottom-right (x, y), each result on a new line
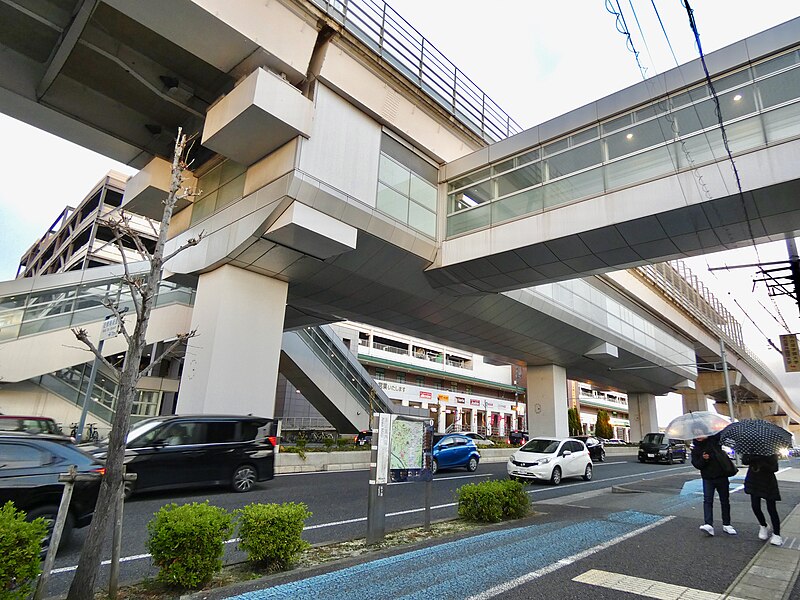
top-left (226, 510), bottom-right (670, 600)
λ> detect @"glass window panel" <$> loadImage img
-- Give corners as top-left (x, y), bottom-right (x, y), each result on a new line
top-left (0, 295), bottom-right (26, 312)
top-left (571, 126), bottom-right (598, 145)
top-left (606, 117), bottom-right (675, 160)
top-left (634, 103), bottom-right (662, 122)
top-left (543, 137), bottom-right (569, 156)
top-left (456, 179), bottom-right (493, 206)
top-left (408, 202), bottom-right (436, 237)
top-left (216, 173), bottom-right (245, 209)
top-left (494, 157), bottom-right (516, 174)
top-left (545, 140), bottom-right (601, 179)
top-left (713, 68), bottom-right (752, 93)
top-left (754, 51), bottom-right (800, 78)
top-left (610, 145), bottom-right (677, 189)
top-left (676, 129), bottom-right (724, 168)
top-left (220, 160), bottom-right (246, 186)
top-left (448, 167), bottom-right (490, 192)
top-left (602, 112), bottom-right (633, 135)
top-left (718, 85), bottom-right (757, 121)
top-left (379, 155), bottom-right (411, 194)
top-left (491, 187), bottom-right (543, 223)
top-left (496, 163), bottom-right (542, 197)
top-left (758, 67), bottom-right (800, 108)
top-left (724, 115), bottom-right (765, 153)
top-left (763, 101), bottom-right (800, 143)
top-left (410, 174), bottom-right (437, 211)
top-left (198, 164), bottom-right (222, 196)
top-left (542, 168), bottom-right (603, 209)
top-left (516, 149), bottom-right (539, 166)
top-left (191, 191), bottom-right (217, 224)
top-left (446, 204), bottom-right (491, 237)
top-left (377, 183), bottom-right (409, 222)
top-left (673, 99), bottom-right (717, 137)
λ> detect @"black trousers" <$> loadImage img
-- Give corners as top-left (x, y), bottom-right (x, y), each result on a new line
top-left (751, 495), bottom-right (780, 535)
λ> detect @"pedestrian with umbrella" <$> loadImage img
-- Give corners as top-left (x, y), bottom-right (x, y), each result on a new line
top-left (718, 419), bottom-right (791, 547)
top-left (691, 429), bottom-right (738, 537)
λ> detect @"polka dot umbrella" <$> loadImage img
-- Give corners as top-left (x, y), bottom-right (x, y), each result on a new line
top-left (665, 411), bottom-right (731, 440)
top-left (718, 419), bottom-right (792, 456)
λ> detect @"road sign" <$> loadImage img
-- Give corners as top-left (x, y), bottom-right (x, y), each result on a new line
top-left (780, 334), bottom-right (800, 372)
top-left (100, 316), bottom-right (119, 341)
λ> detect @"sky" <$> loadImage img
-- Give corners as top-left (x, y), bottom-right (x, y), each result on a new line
top-left (1, 0), bottom-right (799, 426)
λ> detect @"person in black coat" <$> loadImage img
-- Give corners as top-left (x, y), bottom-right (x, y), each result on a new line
top-left (743, 454), bottom-right (783, 546)
top-left (691, 433), bottom-right (736, 536)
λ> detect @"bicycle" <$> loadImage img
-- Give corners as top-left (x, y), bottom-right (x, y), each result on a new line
top-left (85, 422), bottom-right (100, 442)
top-left (69, 422), bottom-right (78, 438)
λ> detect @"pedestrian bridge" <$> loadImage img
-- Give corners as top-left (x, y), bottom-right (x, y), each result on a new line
top-left (430, 29), bottom-right (800, 293)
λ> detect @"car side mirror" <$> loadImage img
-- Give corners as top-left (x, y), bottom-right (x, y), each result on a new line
top-left (562, 450), bottom-right (572, 457)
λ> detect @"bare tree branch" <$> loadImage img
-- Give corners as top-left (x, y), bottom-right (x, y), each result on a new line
top-left (162, 232), bottom-right (204, 264)
top-left (71, 328), bottom-right (121, 375)
top-left (138, 330), bottom-right (198, 379)
top-left (101, 300), bottom-right (132, 346)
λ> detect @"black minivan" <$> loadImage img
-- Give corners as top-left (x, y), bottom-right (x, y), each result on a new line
top-left (638, 432), bottom-right (687, 464)
top-left (88, 415), bottom-right (278, 499)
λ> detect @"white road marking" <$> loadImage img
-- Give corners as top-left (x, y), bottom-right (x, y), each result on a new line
top-left (573, 569), bottom-right (748, 599)
top-left (466, 517), bottom-right (675, 599)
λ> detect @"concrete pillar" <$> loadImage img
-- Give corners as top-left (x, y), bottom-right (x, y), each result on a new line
top-left (438, 405), bottom-right (446, 432)
top-left (527, 365), bottom-right (569, 438)
top-left (628, 393), bottom-right (658, 442)
top-left (498, 413), bottom-right (506, 437)
top-left (681, 388), bottom-right (708, 413)
top-left (470, 408), bottom-right (478, 433)
top-left (176, 265), bottom-right (288, 416)
top-left (485, 411), bottom-right (492, 436)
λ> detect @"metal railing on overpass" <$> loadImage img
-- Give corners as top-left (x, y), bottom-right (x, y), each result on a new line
top-left (635, 260), bottom-right (781, 390)
top-left (309, 0), bottom-right (522, 143)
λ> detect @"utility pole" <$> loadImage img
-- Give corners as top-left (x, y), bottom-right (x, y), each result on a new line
top-left (720, 337), bottom-right (735, 423)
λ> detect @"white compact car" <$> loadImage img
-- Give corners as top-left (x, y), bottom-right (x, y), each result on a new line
top-left (507, 437), bottom-right (593, 485)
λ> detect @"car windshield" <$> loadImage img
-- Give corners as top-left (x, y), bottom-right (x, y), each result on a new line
top-left (122, 419), bottom-right (165, 445)
top-left (641, 433), bottom-right (664, 445)
top-left (520, 439), bottom-right (559, 453)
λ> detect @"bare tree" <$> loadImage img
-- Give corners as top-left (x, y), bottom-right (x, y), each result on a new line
top-left (67, 129), bottom-right (201, 599)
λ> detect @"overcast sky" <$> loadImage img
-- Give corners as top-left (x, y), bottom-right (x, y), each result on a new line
top-left (1, 1), bottom-right (799, 425)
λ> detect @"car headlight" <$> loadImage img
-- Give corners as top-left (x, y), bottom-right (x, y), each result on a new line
top-left (537, 457), bottom-right (552, 465)
top-left (659, 449), bottom-right (668, 454)
top-left (779, 447), bottom-right (790, 458)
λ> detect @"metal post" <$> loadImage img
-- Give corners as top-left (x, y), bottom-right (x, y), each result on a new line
top-left (35, 467), bottom-right (77, 600)
top-left (76, 338), bottom-right (104, 442)
top-left (720, 337), bottom-right (735, 422)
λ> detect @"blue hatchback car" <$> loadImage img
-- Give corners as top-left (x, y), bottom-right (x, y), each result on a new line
top-left (431, 434), bottom-right (480, 474)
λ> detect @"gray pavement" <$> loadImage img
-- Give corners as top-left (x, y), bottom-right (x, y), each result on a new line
top-left (193, 462), bottom-right (800, 600)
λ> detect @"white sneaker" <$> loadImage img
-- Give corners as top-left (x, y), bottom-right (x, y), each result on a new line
top-left (770, 534), bottom-right (783, 546)
top-left (722, 525), bottom-right (737, 535)
top-left (758, 526), bottom-right (771, 540)
top-left (700, 524), bottom-right (715, 536)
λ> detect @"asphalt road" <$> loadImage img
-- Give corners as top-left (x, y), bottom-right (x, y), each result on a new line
top-left (43, 456), bottom-right (705, 597)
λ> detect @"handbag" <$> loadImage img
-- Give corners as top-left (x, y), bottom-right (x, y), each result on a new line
top-left (714, 445), bottom-right (737, 477)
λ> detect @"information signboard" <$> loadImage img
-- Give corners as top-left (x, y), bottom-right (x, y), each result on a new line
top-left (780, 334), bottom-right (800, 372)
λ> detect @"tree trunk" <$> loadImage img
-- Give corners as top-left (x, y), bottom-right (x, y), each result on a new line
top-left (66, 131), bottom-right (189, 599)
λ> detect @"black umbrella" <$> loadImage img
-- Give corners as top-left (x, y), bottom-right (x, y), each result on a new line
top-left (718, 419), bottom-right (792, 456)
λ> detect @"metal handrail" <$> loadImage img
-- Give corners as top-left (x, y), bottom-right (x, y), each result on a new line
top-left (309, 0), bottom-right (522, 142)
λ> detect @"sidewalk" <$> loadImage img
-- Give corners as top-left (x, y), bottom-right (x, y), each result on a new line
top-left (723, 468), bottom-right (800, 600)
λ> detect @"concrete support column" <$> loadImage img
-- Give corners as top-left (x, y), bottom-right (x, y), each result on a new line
top-left (486, 411), bottom-right (493, 436)
top-left (527, 365), bottom-right (568, 438)
top-left (470, 409), bottom-right (478, 433)
top-left (176, 265), bottom-right (288, 416)
top-left (438, 405), bottom-right (446, 432)
top-left (628, 393), bottom-right (659, 442)
top-left (498, 414), bottom-right (506, 437)
top-left (681, 388), bottom-right (709, 414)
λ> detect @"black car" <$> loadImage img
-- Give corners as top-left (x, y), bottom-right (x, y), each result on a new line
top-left (354, 430), bottom-right (373, 446)
top-left (0, 432), bottom-right (104, 553)
top-left (573, 435), bottom-right (605, 462)
top-left (638, 432), bottom-right (687, 464)
top-left (508, 430), bottom-right (529, 446)
top-left (87, 415), bottom-right (277, 499)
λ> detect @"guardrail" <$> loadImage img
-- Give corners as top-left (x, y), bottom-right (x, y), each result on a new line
top-left (310, 0), bottom-right (522, 142)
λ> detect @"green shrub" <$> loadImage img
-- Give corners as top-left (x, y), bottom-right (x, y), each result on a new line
top-left (236, 503), bottom-right (312, 570)
top-left (295, 438), bottom-right (307, 450)
top-left (457, 480), bottom-right (529, 522)
top-left (323, 437), bottom-right (335, 452)
top-left (336, 437), bottom-right (350, 450)
top-left (146, 502), bottom-right (233, 589)
top-left (0, 502), bottom-right (48, 599)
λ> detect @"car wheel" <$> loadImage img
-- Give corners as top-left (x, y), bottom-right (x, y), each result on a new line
top-left (123, 479), bottom-right (135, 501)
top-left (466, 457), bottom-right (478, 472)
top-left (26, 505), bottom-right (74, 555)
top-left (599, 450), bottom-right (605, 462)
top-left (680, 455), bottom-right (686, 464)
top-left (638, 457), bottom-right (645, 463)
top-left (431, 459), bottom-right (439, 475)
top-left (231, 464), bottom-right (258, 492)
top-left (550, 466), bottom-right (562, 485)
top-left (583, 464), bottom-right (593, 481)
